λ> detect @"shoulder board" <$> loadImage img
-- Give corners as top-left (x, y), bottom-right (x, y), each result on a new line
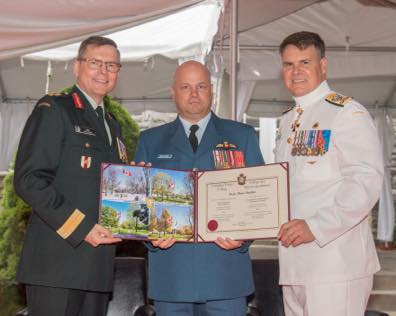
top-left (325, 92), bottom-right (352, 107)
top-left (36, 95), bottom-right (54, 108)
top-left (282, 105), bottom-right (295, 114)
top-left (47, 92), bottom-right (68, 97)
top-left (36, 92), bottom-right (69, 108)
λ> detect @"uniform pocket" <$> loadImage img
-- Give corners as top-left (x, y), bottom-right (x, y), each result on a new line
top-left (298, 154), bottom-right (333, 180)
top-left (60, 134), bottom-right (104, 177)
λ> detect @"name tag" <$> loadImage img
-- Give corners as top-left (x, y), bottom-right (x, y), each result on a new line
top-left (74, 126), bottom-right (96, 136)
top-left (157, 154), bottom-right (173, 159)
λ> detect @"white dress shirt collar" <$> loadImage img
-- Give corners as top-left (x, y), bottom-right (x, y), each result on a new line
top-left (179, 112), bottom-right (212, 145)
top-left (293, 80), bottom-right (331, 108)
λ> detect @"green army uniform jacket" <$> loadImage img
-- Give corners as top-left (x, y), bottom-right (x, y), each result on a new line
top-left (14, 86), bottom-right (124, 292)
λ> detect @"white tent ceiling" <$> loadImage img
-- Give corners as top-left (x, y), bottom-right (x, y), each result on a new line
top-left (24, 1), bottom-right (222, 62)
top-left (1, 0), bottom-right (396, 113)
top-left (0, 0), bottom-right (204, 60)
top-left (221, 0), bottom-right (396, 114)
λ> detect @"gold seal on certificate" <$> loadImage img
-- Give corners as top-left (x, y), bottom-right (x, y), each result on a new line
top-left (99, 163), bottom-right (290, 242)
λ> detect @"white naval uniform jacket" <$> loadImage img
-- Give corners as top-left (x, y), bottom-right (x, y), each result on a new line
top-left (275, 81), bottom-right (384, 285)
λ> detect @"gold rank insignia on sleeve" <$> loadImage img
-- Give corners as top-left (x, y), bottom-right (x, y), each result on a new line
top-left (56, 209), bottom-right (86, 239)
top-left (325, 93), bottom-right (352, 107)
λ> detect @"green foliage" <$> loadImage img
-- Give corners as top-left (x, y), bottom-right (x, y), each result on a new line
top-left (100, 206), bottom-right (119, 229)
top-left (104, 95), bottom-right (140, 159)
top-left (152, 172), bottom-right (174, 199)
top-left (0, 284), bottom-right (26, 315)
top-left (148, 211), bottom-right (158, 232)
top-left (1, 172), bottom-right (28, 211)
top-left (159, 208), bottom-right (173, 234)
top-left (0, 206), bottom-right (30, 283)
top-left (0, 169), bottom-right (31, 283)
top-left (0, 88), bottom-right (140, 282)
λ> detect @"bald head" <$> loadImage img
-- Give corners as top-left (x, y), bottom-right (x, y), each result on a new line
top-left (171, 60), bottom-right (213, 123)
top-left (173, 61), bottom-right (211, 85)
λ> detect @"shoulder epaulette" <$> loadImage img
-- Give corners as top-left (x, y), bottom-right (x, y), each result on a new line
top-left (325, 92), bottom-right (352, 107)
top-left (36, 95), bottom-right (53, 108)
top-left (282, 105), bottom-right (295, 114)
top-left (47, 92), bottom-right (68, 97)
top-left (36, 92), bottom-right (69, 108)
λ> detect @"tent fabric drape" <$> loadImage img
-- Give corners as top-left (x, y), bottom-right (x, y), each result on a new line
top-left (236, 80), bottom-right (256, 122)
top-left (24, 0), bottom-right (223, 62)
top-left (0, 102), bottom-right (35, 171)
top-left (0, 0), bottom-right (204, 60)
top-left (374, 109), bottom-right (396, 242)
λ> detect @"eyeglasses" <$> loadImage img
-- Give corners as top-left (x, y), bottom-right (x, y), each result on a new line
top-left (78, 58), bottom-right (122, 73)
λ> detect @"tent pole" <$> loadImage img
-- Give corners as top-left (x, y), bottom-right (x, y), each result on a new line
top-left (0, 71), bottom-right (6, 101)
top-left (384, 79), bottom-right (396, 106)
top-left (230, 0), bottom-right (238, 120)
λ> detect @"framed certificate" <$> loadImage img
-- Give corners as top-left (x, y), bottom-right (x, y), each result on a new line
top-left (99, 163), bottom-right (289, 242)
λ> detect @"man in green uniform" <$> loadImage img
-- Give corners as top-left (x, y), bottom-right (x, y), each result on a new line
top-left (14, 36), bottom-right (125, 316)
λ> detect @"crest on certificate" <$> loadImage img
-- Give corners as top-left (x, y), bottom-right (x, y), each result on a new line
top-left (237, 173), bottom-right (246, 185)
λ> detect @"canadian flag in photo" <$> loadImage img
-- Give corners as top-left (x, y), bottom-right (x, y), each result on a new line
top-left (123, 169), bottom-right (132, 176)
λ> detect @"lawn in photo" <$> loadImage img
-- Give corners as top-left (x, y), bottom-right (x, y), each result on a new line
top-left (100, 164), bottom-right (195, 241)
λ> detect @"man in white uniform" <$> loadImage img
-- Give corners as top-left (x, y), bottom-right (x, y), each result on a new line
top-left (275, 31), bottom-right (384, 316)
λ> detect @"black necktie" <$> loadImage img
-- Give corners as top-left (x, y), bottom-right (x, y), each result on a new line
top-left (189, 124), bottom-right (199, 153)
top-left (95, 106), bottom-right (108, 139)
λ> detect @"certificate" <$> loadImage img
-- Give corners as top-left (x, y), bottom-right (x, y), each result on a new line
top-left (99, 163), bottom-right (289, 242)
top-left (196, 164), bottom-right (289, 241)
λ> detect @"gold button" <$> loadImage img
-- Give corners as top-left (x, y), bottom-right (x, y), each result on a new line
top-left (85, 143), bottom-right (90, 148)
top-left (287, 137), bottom-right (293, 144)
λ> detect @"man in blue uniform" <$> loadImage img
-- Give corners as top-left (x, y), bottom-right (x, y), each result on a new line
top-left (134, 60), bottom-right (264, 316)
top-left (14, 36), bottom-right (124, 316)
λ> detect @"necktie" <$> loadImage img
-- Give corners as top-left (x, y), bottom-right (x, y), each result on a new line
top-left (95, 106), bottom-right (108, 140)
top-left (189, 124), bottom-right (199, 153)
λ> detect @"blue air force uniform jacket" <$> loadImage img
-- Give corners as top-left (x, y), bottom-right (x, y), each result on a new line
top-left (134, 113), bottom-right (264, 302)
top-left (14, 86), bottom-right (123, 292)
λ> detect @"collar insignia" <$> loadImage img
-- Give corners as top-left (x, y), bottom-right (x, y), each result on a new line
top-left (72, 92), bottom-right (84, 109)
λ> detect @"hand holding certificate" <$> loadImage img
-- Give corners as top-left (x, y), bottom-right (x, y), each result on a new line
top-left (99, 163), bottom-right (289, 242)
